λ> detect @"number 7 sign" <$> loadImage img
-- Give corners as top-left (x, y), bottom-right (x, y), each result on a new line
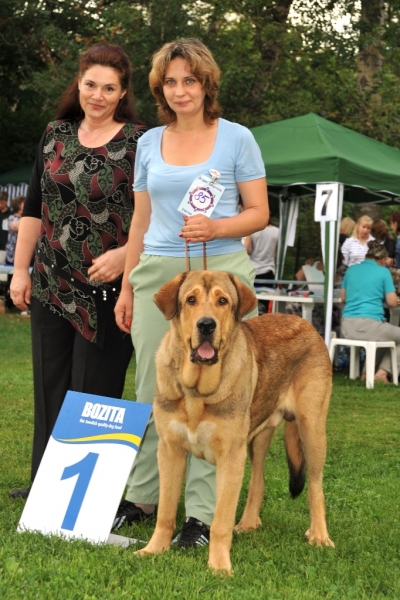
top-left (18, 392), bottom-right (152, 544)
top-left (314, 183), bottom-right (339, 222)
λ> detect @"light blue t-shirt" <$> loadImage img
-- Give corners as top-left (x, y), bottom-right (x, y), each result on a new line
top-left (342, 259), bottom-right (395, 321)
top-left (133, 118), bottom-right (266, 257)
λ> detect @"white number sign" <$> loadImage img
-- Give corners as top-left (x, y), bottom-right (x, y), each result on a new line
top-left (18, 391), bottom-right (151, 544)
top-left (314, 183), bottom-right (339, 222)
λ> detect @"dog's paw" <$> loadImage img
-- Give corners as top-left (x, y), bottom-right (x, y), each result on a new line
top-left (305, 529), bottom-right (335, 548)
top-left (234, 516), bottom-right (262, 533)
top-left (208, 559), bottom-right (233, 576)
top-left (134, 543), bottom-right (169, 556)
top-left (134, 547), bottom-right (151, 557)
top-left (208, 546), bottom-right (233, 575)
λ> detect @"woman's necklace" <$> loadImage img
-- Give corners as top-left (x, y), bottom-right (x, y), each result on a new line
top-left (79, 122), bottom-right (116, 144)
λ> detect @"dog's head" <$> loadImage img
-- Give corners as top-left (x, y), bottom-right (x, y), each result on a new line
top-left (154, 270), bottom-right (257, 366)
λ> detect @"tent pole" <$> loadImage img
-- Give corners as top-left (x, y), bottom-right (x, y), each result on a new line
top-left (276, 188), bottom-right (289, 279)
top-left (324, 184), bottom-right (343, 346)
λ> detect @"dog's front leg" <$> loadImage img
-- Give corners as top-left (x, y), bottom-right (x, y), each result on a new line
top-left (208, 442), bottom-right (247, 574)
top-left (135, 438), bottom-right (187, 556)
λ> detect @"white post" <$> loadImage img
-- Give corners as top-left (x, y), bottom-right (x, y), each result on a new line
top-left (324, 219), bottom-right (336, 347)
top-left (323, 184), bottom-right (343, 346)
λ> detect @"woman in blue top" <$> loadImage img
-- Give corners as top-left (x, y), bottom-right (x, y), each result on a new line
top-left (341, 241), bottom-right (400, 384)
top-left (114, 38), bottom-right (269, 545)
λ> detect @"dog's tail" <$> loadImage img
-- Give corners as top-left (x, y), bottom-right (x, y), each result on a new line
top-left (284, 420), bottom-right (306, 498)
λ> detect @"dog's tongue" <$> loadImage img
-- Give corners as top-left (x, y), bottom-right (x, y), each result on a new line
top-left (197, 341), bottom-right (215, 359)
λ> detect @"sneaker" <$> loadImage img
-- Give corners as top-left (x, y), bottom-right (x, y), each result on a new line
top-left (112, 500), bottom-right (155, 530)
top-left (172, 517), bottom-right (210, 548)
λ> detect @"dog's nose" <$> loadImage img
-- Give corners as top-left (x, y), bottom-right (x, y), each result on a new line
top-left (197, 317), bottom-right (216, 335)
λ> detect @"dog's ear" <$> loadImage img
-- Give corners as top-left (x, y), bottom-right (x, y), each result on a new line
top-left (153, 272), bottom-right (187, 320)
top-left (229, 274), bottom-right (257, 319)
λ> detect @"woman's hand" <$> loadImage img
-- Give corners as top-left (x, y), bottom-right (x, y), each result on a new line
top-left (114, 288), bottom-right (133, 333)
top-left (10, 268), bottom-right (32, 310)
top-left (179, 215), bottom-right (218, 242)
top-left (88, 247), bottom-right (126, 283)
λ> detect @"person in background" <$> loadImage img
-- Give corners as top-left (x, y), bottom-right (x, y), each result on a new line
top-left (9, 42), bottom-right (146, 500)
top-left (5, 195), bottom-right (25, 265)
top-left (341, 240), bottom-right (400, 384)
top-left (0, 191), bottom-right (11, 295)
top-left (371, 219), bottom-right (395, 267)
top-left (295, 257), bottom-right (324, 282)
top-left (339, 216), bottom-right (356, 247)
top-left (244, 216), bottom-right (278, 282)
top-left (286, 258), bottom-right (340, 337)
top-left (244, 216), bottom-right (278, 314)
top-left (113, 38), bottom-right (269, 546)
top-left (5, 196), bottom-right (27, 313)
top-left (389, 211), bottom-right (400, 268)
top-left (336, 216), bottom-right (356, 276)
top-left (341, 215), bottom-right (374, 268)
top-left (0, 190), bottom-right (11, 269)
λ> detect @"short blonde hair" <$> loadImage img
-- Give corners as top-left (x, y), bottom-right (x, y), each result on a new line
top-left (340, 216), bottom-right (355, 237)
top-left (149, 38), bottom-right (221, 125)
top-left (352, 215), bottom-right (373, 238)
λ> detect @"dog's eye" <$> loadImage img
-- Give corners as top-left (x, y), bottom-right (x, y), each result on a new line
top-left (218, 297), bottom-right (228, 305)
top-left (187, 296), bottom-right (196, 305)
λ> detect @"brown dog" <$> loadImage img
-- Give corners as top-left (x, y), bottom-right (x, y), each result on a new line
top-left (136, 270), bottom-right (334, 573)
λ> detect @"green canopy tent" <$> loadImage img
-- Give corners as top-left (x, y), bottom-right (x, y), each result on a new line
top-left (0, 163), bottom-right (33, 186)
top-left (252, 112), bottom-right (400, 203)
top-left (0, 162), bottom-right (33, 200)
top-left (251, 113), bottom-right (400, 344)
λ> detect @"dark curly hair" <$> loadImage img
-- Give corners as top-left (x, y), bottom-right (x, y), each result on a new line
top-left (366, 240), bottom-right (388, 260)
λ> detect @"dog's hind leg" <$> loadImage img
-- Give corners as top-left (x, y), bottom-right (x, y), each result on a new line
top-left (235, 426), bottom-right (275, 533)
top-left (284, 419), bottom-right (306, 499)
top-left (295, 394), bottom-right (334, 548)
top-left (135, 439), bottom-right (188, 556)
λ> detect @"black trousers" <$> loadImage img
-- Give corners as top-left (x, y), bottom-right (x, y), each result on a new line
top-left (255, 270), bottom-right (275, 313)
top-left (30, 297), bottom-right (133, 481)
top-left (255, 270), bottom-right (275, 281)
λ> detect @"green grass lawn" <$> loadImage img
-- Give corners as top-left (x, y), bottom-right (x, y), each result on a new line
top-left (0, 312), bottom-right (399, 599)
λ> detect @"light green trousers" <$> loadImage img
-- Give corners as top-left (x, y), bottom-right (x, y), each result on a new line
top-left (125, 250), bottom-right (257, 526)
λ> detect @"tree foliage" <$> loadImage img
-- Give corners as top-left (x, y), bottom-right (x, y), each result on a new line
top-left (1, 0), bottom-right (400, 172)
top-left (0, 0), bottom-right (99, 169)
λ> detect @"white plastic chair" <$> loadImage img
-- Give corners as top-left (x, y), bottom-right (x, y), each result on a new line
top-left (329, 338), bottom-right (398, 389)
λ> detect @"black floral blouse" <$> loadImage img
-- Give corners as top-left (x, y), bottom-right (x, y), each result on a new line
top-left (24, 119), bottom-right (146, 345)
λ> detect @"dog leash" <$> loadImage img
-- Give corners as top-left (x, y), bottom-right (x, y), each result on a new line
top-left (185, 239), bottom-right (207, 272)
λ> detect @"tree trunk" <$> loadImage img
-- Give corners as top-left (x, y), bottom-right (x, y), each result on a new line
top-left (357, 0), bottom-right (386, 106)
top-left (251, 0), bottom-right (295, 99)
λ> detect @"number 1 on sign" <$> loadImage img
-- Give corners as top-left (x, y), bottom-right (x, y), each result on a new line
top-left (61, 452), bottom-right (99, 531)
